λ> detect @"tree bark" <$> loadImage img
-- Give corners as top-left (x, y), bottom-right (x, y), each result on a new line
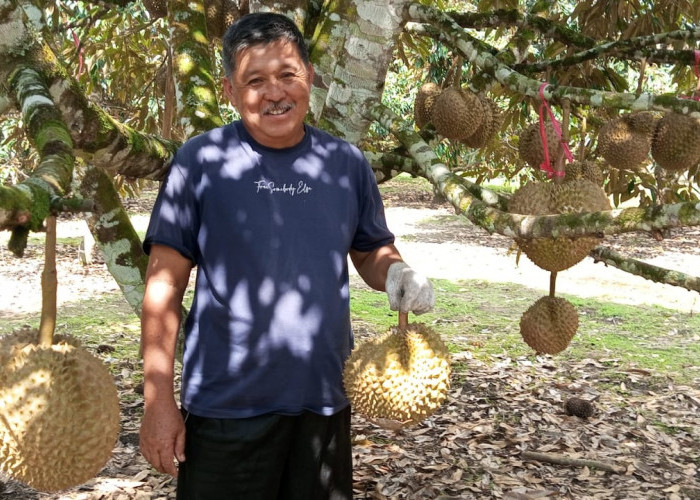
top-left (78, 166), bottom-right (149, 316)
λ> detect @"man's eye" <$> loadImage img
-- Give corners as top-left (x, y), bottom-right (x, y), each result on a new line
top-left (247, 78), bottom-right (263, 85)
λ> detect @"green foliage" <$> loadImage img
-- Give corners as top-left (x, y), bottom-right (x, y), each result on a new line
top-left (0, 113), bottom-right (34, 187)
top-left (47, 2), bottom-right (170, 135)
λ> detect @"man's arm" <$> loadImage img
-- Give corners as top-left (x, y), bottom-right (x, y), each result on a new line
top-left (350, 243), bottom-right (435, 315)
top-left (349, 243), bottom-right (403, 291)
top-left (139, 244), bottom-right (192, 476)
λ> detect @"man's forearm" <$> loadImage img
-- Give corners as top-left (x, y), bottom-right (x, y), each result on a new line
top-left (350, 243), bottom-right (403, 291)
top-left (141, 281), bottom-right (185, 406)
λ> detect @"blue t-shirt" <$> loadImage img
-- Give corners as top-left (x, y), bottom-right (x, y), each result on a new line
top-left (143, 121), bottom-right (394, 418)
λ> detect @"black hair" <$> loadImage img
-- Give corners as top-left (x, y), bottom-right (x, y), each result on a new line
top-left (222, 12), bottom-right (309, 77)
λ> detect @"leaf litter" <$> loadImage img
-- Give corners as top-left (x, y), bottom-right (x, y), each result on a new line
top-left (2, 349), bottom-right (697, 499)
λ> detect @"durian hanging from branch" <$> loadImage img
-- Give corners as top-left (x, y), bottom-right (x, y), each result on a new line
top-left (0, 216), bottom-right (121, 493)
top-left (413, 55), bottom-right (501, 149)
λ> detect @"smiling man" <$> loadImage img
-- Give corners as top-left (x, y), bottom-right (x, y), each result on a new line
top-left (138, 12), bottom-right (435, 500)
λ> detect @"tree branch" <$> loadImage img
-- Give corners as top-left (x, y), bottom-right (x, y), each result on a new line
top-left (446, 8), bottom-right (596, 56)
top-left (466, 198), bottom-right (700, 238)
top-left (590, 246), bottom-right (700, 294)
top-left (514, 30), bottom-right (700, 74)
top-left (368, 103), bottom-right (700, 237)
top-left (407, 4), bottom-right (700, 116)
top-left (168, 0), bottom-right (224, 138)
top-left (365, 102), bottom-right (509, 211)
top-left (78, 165), bottom-right (149, 316)
top-left (0, 67), bottom-right (75, 245)
top-left (364, 151), bottom-right (422, 184)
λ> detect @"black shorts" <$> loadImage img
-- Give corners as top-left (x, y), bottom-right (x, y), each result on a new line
top-left (176, 406), bottom-right (352, 500)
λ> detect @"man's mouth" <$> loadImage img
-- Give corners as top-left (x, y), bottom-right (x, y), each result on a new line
top-left (264, 103), bottom-right (293, 116)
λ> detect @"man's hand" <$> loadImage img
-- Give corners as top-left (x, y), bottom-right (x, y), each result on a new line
top-left (385, 262), bottom-right (435, 315)
top-left (139, 399), bottom-right (186, 476)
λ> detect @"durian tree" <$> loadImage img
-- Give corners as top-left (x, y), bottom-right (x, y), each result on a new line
top-left (2, 0), bottom-right (700, 322)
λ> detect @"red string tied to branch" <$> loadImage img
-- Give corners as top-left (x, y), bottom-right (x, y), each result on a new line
top-left (681, 50), bottom-right (700, 101)
top-left (538, 83), bottom-right (573, 178)
top-left (72, 31), bottom-right (85, 77)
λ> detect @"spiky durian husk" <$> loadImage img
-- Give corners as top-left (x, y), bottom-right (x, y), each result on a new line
top-left (520, 296), bottom-right (579, 354)
top-left (414, 82), bottom-right (442, 129)
top-left (518, 122), bottom-right (563, 170)
top-left (597, 117), bottom-right (652, 170)
top-left (564, 160), bottom-right (604, 186)
top-left (564, 397), bottom-right (595, 418)
top-left (0, 329), bottom-right (120, 492)
top-left (431, 86), bottom-right (484, 141)
top-left (651, 112), bottom-right (700, 172)
top-left (343, 323), bottom-right (451, 425)
top-left (462, 97), bottom-right (501, 148)
top-left (508, 180), bottom-right (611, 272)
top-left (622, 111), bottom-right (658, 135)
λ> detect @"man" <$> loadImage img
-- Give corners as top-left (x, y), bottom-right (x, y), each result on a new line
top-left (139, 12), bottom-right (434, 499)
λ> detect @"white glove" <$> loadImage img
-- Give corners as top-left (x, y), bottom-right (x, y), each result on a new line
top-left (385, 262), bottom-right (435, 315)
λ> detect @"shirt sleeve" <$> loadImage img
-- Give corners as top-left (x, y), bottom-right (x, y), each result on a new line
top-left (142, 151), bottom-right (200, 264)
top-left (351, 153), bottom-right (395, 252)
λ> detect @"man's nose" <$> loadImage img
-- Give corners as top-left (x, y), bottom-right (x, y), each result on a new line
top-left (263, 78), bottom-right (285, 99)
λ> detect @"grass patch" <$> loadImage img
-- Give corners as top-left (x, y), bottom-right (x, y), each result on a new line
top-left (2, 275), bottom-right (697, 385)
top-left (350, 277), bottom-right (700, 384)
top-left (0, 295), bottom-right (141, 375)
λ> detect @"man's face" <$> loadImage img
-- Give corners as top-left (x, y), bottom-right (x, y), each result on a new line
top-left (223, 40), bottom-right (314, 149)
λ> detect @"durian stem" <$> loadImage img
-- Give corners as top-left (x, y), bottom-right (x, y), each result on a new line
top-left (39, 215), bottom-right (57, 347)
top-left (636, 58), bottom-right (646, 97)
top-left (444, 55), bottom-right (464, 89)
top-left (577, 115), bottom-right (587, 161)
top-left (398, 311), bottom-right (409, 330)
top-left (549, 272), bottom-right (557, 297)
top-left (553, 100), bottom-right (570, 184)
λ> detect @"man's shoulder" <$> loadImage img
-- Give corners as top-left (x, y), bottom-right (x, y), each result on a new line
top-left (306, 125), bottom-right (363, 157)
top-left (179, 122), bottom-right (239, 151)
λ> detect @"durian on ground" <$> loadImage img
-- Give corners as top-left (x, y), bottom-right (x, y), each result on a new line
top-left (343, 321), bottom-right (451, 427)
top-left (0, 328), bottom-right (120, 493)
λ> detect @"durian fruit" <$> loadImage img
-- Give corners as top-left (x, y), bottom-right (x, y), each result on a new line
top-left (0, 329), bottom-right (120, 492)
top-left (651, 112), bottom-right (700, 172)
top-left (414, 82), bottom-right (442, 129)
top-left (343, 321), bottom-right (451, 426)
top-left (430, 86), bottom-right (485, 141)
top-left (508, 180), bottom-right (611, 272)
top-left (564, 397), bottom-right (595, 418)
top-left (597, 113), bottom-right (654, 170)
top-left (564, 160), bottom-right (604, 186)
top-left (520, 296), bottom-right (579, 354)
top-left (624, 111), bottom-right (657, 136)
top-left (462, 97), bottom-right (502, 149)
top-left (518, 122), bottom-right (563, 170)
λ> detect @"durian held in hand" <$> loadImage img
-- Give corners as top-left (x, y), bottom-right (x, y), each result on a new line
top-left (343, 311), bottom-right (451, 429)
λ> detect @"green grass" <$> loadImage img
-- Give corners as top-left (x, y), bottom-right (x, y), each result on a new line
top-left (5, 275), bottom-right (695, 383)
top-left (0, 296), bottom-right (142, 372)
top-left (350, 277), bottom-right (700, 384)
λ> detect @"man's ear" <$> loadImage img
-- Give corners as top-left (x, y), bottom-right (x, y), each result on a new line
top-left (306, 63), bottom-right (314, 87)
top-left (222, 76), bottom-right (238, 108)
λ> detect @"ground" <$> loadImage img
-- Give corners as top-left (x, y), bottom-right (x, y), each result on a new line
top-left (0, 181), bottom-right (699, 499)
